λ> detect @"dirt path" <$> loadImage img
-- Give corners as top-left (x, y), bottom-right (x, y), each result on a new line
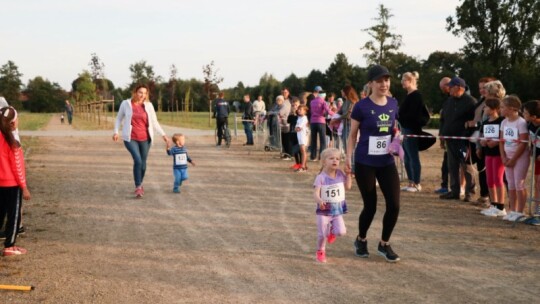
top-left (1, 114), bottom-right (539, 303)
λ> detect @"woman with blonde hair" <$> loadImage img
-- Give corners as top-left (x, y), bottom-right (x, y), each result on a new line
top-left (485, 80), bottom-right (506, 100)
top-left (398, 71), bottom-right (426, 192)
top-left (113, 84), bottom-right (169, 198)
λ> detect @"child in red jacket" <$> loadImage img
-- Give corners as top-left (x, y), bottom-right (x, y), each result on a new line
top-left (0, 106), bottom-right (31, 256)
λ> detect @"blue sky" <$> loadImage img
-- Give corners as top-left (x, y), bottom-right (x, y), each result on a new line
top-left (0, 0), bottom-right (464, 90)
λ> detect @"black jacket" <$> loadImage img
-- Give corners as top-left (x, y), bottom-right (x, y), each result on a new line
top-left (398, 90), bottom-right (425, 133)
top-left (242, 101), bottom-right (254, 120)
top-left (440, 93), bottom-right (476, 137)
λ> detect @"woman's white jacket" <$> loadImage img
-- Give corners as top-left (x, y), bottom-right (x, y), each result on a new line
top-left (114, 99), bottom-right (165, 145)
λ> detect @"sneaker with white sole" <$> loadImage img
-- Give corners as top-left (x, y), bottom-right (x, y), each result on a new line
top-left (377, 242), bottom-right (400, 263)
top-left (404, 184), bottom-right (421, 192)
top-left (3, 246), bottom-right (28, 256)
top-left (481, 206), bottom-right (507, 217)
top-left (503, 211), bottom-right (520, 221)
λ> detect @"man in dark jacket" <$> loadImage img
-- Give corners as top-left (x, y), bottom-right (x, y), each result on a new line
top-left (439, 77), bottom-right (477, 201)
top-left (242, 94), bottom-right (254, 146)
top-left (213, 92), bottom-right (229, 146)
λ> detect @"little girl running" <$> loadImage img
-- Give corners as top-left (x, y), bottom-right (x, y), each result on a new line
top-left (499, 96), bottom-right (530, 221)
top-left (313, 148), bottom-right (352, 263)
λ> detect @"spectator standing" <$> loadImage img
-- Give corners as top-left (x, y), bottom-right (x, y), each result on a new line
top-left (213, 92), bottom-right (230, 146)
top-left (398, 71), bottom-right (426, 192)
top-left (478, 98), bottom-right (506, 216)
top-left (0, 107), bottom-right (31, 256)
top-left (65, 100), bottom-right (74, 125)
top-left (241, 94), bottom-right (254, 146)
top-left (439, 77), bottom-right (477, 202)
top-left (466, 77), bottom-right (497, 204)
top-left (309, 86), bottom-right (333, 161)
top-left (252, 95), bottom-right (266, 130)
top-left (280, 88), bottom-right (293, 159)
top-left (500, 96), bottom-right (529, 221)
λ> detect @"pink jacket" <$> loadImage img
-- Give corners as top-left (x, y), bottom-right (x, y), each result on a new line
top-left (0, 135), bottom-right (27, 188)
top-left (309, 97), bottom-right (334, 124)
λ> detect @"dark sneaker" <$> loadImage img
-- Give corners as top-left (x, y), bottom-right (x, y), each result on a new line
top-left (434, 187), bottom-right (449, 194)
top-left (439, 192), bottom-right (460, 200)
top-left (378, 243), bottom-right (400, 263)
top-left (354, 238), bottom-right (369, 258)
top-left (18, 226), bottom-right (26, 235)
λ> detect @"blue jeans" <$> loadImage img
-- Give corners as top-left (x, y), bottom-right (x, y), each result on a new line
top-left (243, 121), bottom-right (253, 144)
top-left (124, 139), bottom-right (150, 187)
top-left (310, 123), bottom-right (326, 160)
top-left (402, 128), bottom-right (421, 184)
top-left (173, 168), bottom-right (188, 191)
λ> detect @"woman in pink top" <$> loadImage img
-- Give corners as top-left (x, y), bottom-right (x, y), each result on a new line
top-left (113, 84), bottom-right (169, 198)
top-left (309, 86), bottom-right (333, 161)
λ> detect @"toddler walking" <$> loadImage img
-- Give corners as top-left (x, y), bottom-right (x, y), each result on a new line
top-left (313, 148), bottom-right (352, 263)
top-left (167, 134), bottom-right (195, 193)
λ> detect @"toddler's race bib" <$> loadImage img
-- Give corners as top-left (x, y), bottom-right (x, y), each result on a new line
top-left (368, 135), bottom-right (391, 155)
top-left (483, 124), bottom-right (499, 139)
top-left (321, 183), bottom-right (345, 203)
top-left (175, 153), bottom-right (188, 166)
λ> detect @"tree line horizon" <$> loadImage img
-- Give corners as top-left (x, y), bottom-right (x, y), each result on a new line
top-left (1, 1), bottom-right (539, 114)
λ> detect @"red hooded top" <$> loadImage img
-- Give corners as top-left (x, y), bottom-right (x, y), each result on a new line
top-left (0, 135), bottom-right (27, 189)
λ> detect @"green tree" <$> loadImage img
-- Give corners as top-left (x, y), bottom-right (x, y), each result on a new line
top-left (305, 69), bottom-right (326, 93)
top-left (24, 77), bottom-right (67, 113)
top-left (325, 53), bottom-right (353, 95)
top-left (281, 73), bottom-right (304, 97)
top-left (72, 71), bottom-right (97, 103)
top-left (202, 60), bottom-right (223, 124)
top-left (88, 53), bottom-right (110, 98)
top-left (361, 4), bottom-right (403, 66)
top-left (129, 60), bottom-right (155, 86)
top-left (446, 0), bottom-right (540, 74)
top-left (0, 60), bottom-right (23, 109)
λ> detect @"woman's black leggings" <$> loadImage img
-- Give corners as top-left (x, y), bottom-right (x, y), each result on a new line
top-left (354, 163), bottom-right (400, 242)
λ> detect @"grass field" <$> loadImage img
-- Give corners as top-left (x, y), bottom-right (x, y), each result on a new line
top-left (17, 111), bottom-right (238, 132)
top-left (17, 112), bottom-right (53, 130)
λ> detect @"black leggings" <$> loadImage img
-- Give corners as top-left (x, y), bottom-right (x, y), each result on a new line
top-left (354, 163), bottom-right (400, 242)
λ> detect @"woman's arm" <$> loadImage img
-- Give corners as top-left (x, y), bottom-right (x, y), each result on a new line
top-left (346, 118), bottom-right (360, 173)
top-left (113, 101), bottom-right (127, 141)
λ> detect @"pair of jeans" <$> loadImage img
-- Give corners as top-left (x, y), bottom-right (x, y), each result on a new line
top-left (243, 121), bottom-right (253, 144)
top-left (401, 128), bottom-right (421, 184)
top-left (173, 168), bottom-right (188, 191)
top-left (124, 139), bottom-right (151, 187)
top-left (310, 123), bottom-right (326, 160)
